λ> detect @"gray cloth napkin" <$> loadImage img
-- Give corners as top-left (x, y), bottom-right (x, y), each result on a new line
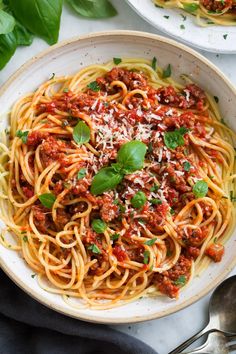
top-left (0, 270), bottom-right (157, 354)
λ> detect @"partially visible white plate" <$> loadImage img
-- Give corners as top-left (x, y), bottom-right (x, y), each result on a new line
top-left (126, 0), bottom-right (236, 53)
top-left (0, 31), bottom-right (236, 324)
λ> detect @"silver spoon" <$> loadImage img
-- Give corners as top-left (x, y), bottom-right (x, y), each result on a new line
top-left (169, 275), bottom-right (236, 354)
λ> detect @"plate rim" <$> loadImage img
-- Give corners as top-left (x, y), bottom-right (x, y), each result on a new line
top-left (125, 0), bottom-right (236, 54)
top-left (0, 30), bottom-right (236, 324)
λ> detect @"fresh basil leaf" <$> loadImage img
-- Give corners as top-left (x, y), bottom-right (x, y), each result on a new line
top-left (150, 184), bottom-right (159, 192)
top-left (39, 193), bottom-right (56, 208)
top-left (174, 275), bottom-right (186, 286)
top-left (88, 243), bottom-right (101, 254)
top-left (143, 250), bottom-right (150, 264)
top-left (91, 167), bottom-right (123, 195)
top-left (183, 161), bottom-right (191, 171)
top-left (16, 130), bottom-right (29, 143)
top-left (144, 238), bottom-right (157, 246)
top-left (73, 121), bottom-right (90, 145)
top-left (0, 31), bottom-right (16, 69)
top-left (0, 9), bottom-right (15, 34)
top-left (150, 198), bottom-right (162, 205)
top-left (13, 21), bottom-right (33, 45)
top-left (9, 0), bottom-right (63, 45)
top-left (66, 0), bottom-right (117, 18)
top-left (113, 57), bottom-right (121, 65)
top-left (87, 81), bottom-right (100, 92)
top-left (164, 127), bottom-right (188, 150)
top-left (162, 64), bottom-right (171, 79)
top-left (92, 219), bottom-right (107, 234)
top-left (193, 180), bottom-right (208, 198)
top-left (131, 191), bottom-right (146, 209)
top-left (183, 3), bottom-right (199, 12)
top-left (77, 168), bottom-right (86, 180)
top-left (151, 56), bottom-right (157, 71)
top-left (117, 141), bottom-right (147, 173)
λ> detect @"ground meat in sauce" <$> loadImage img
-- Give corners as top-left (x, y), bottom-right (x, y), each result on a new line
top-left (154, 255), bottom-right (192, 298)
top-left (200, 0), bottom-right (232, 12)
top-left (205, 243), bottom-right (224, 262)
top-left (11, 65), bottom-right (227, 302)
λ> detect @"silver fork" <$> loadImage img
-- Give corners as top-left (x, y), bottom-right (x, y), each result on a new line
top-left (181, 332), bottom-right (236, 354)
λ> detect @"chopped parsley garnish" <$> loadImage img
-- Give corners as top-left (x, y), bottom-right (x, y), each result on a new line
top-left (23, 235), bottom-right (28, 243)
top-left (91, 219), bottom-right (107, 234)
top-left (166, 249), bottom-right (172, 257)
top-left (131, 191), bottom-right (146, 209)
top-left (63, 88), bottom-right (69, 93)
top-left (223, 34), bottom-right (228, 40)
top-left (144, 238), bottom-right (157, 246)
top-left (164, 127), bottom-right (189, 150)
top-left (111, 233), bottom-right (120, 241)
top-left (183, 161), bottom-right (191, 171)
top-left (181, 14), bottom-right (187, 20)
top-left (174, 275), bottom-right (187, 286)
top-left (193, 180), bottom-right (208, 198)
top-left (162, 64), bottom-right (172, 79)
top-left (170, 207), bottom-right (175, 215)
top-left (88, 244), bottom-right (101, 254)
top-left (180, 24), bottom-right (185, 29)
top-left (155, 4), bottom-right (163, 8)
top-left (87, 81), bottom-right (100, 92)
top-left (143, 250), bottom-right (150, 264)
top-left (150, 184), bottom-right (159, 192)
top-left (148, 142), bottom-right (153, 153)
top-left (77, 168), bottom-right (86, 180)
top-left (214, 96), bottom-right (219, 103)
top-left (150, 198), bottom-right (162, 205)
top-left (16, 130), bottom-right (29, 144)
top-left (151, 56), bottom-right (157, 71)
top-left (49, 73), bottom-right (55, 80)
top-left (164, 15), bottom-right (169, 19)
top-left (113, 57), bottom-right (122, 65)
top-left (31, 274), bottom-right (36, 278)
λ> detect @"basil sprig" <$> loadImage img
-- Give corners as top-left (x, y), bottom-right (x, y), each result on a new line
top-left (164, 127), bottom-right (189, 150)
top-left (39, 193), bottom-right (56, 208)
top-left (193, 180), bottom-right (208, 198)
top-left (0, 9), bottom-right (15, 35)
top-left (131, 191), bottom-right (146, 209)
top-left (91, 141), bottom-right (147, 195)
top-left (92, 219), bottom-right (107, 233)
top-left (73, 120), bottom-right (90, 145)
top-left (67, 0), bottom-right (117, 18)
top-left (0, 0), bottom-right (117, 70)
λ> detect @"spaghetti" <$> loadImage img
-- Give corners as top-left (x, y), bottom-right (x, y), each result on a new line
top-left (153, 0), bottom-right (236, 26)
top-left (0, 58), bottom-right (235, 309)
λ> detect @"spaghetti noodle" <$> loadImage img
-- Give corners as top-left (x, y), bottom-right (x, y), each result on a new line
top-left (0, 58), bottom-right (235, 309)
top-left (153, 0), bottom-right (236, 26)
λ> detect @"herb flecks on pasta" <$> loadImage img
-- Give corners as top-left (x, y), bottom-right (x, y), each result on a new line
top-left (0, 58), bottom-right (235, 309)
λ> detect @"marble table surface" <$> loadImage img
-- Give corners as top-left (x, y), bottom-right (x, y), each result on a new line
top-left (0, 1), bottom-right (235, 353)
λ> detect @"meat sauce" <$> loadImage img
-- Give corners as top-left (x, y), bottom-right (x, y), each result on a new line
top-left (14, 67), bottom-right (223, 299)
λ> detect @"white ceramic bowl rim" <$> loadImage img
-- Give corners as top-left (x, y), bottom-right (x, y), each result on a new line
top-left (0, 30), bottom-right (236, 324)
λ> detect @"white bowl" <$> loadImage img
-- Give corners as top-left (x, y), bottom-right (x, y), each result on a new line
top-left (126, 0), bottom-right (236, 54)
top-left (0, 31), bottom-right (236, 324)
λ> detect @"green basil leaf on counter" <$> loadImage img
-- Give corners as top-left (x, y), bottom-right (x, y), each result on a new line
top-left (0, 9), bottom-right (15, 34)
top-left (0, 30), bottom-right (17, 69)
top-left (9, 0), bottom-right (63, 45)
top-left (66, 0), bottom-right (117, 18)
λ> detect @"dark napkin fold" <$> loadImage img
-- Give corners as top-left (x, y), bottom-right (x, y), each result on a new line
top-left (0, 270), bottom-right (157, 354)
